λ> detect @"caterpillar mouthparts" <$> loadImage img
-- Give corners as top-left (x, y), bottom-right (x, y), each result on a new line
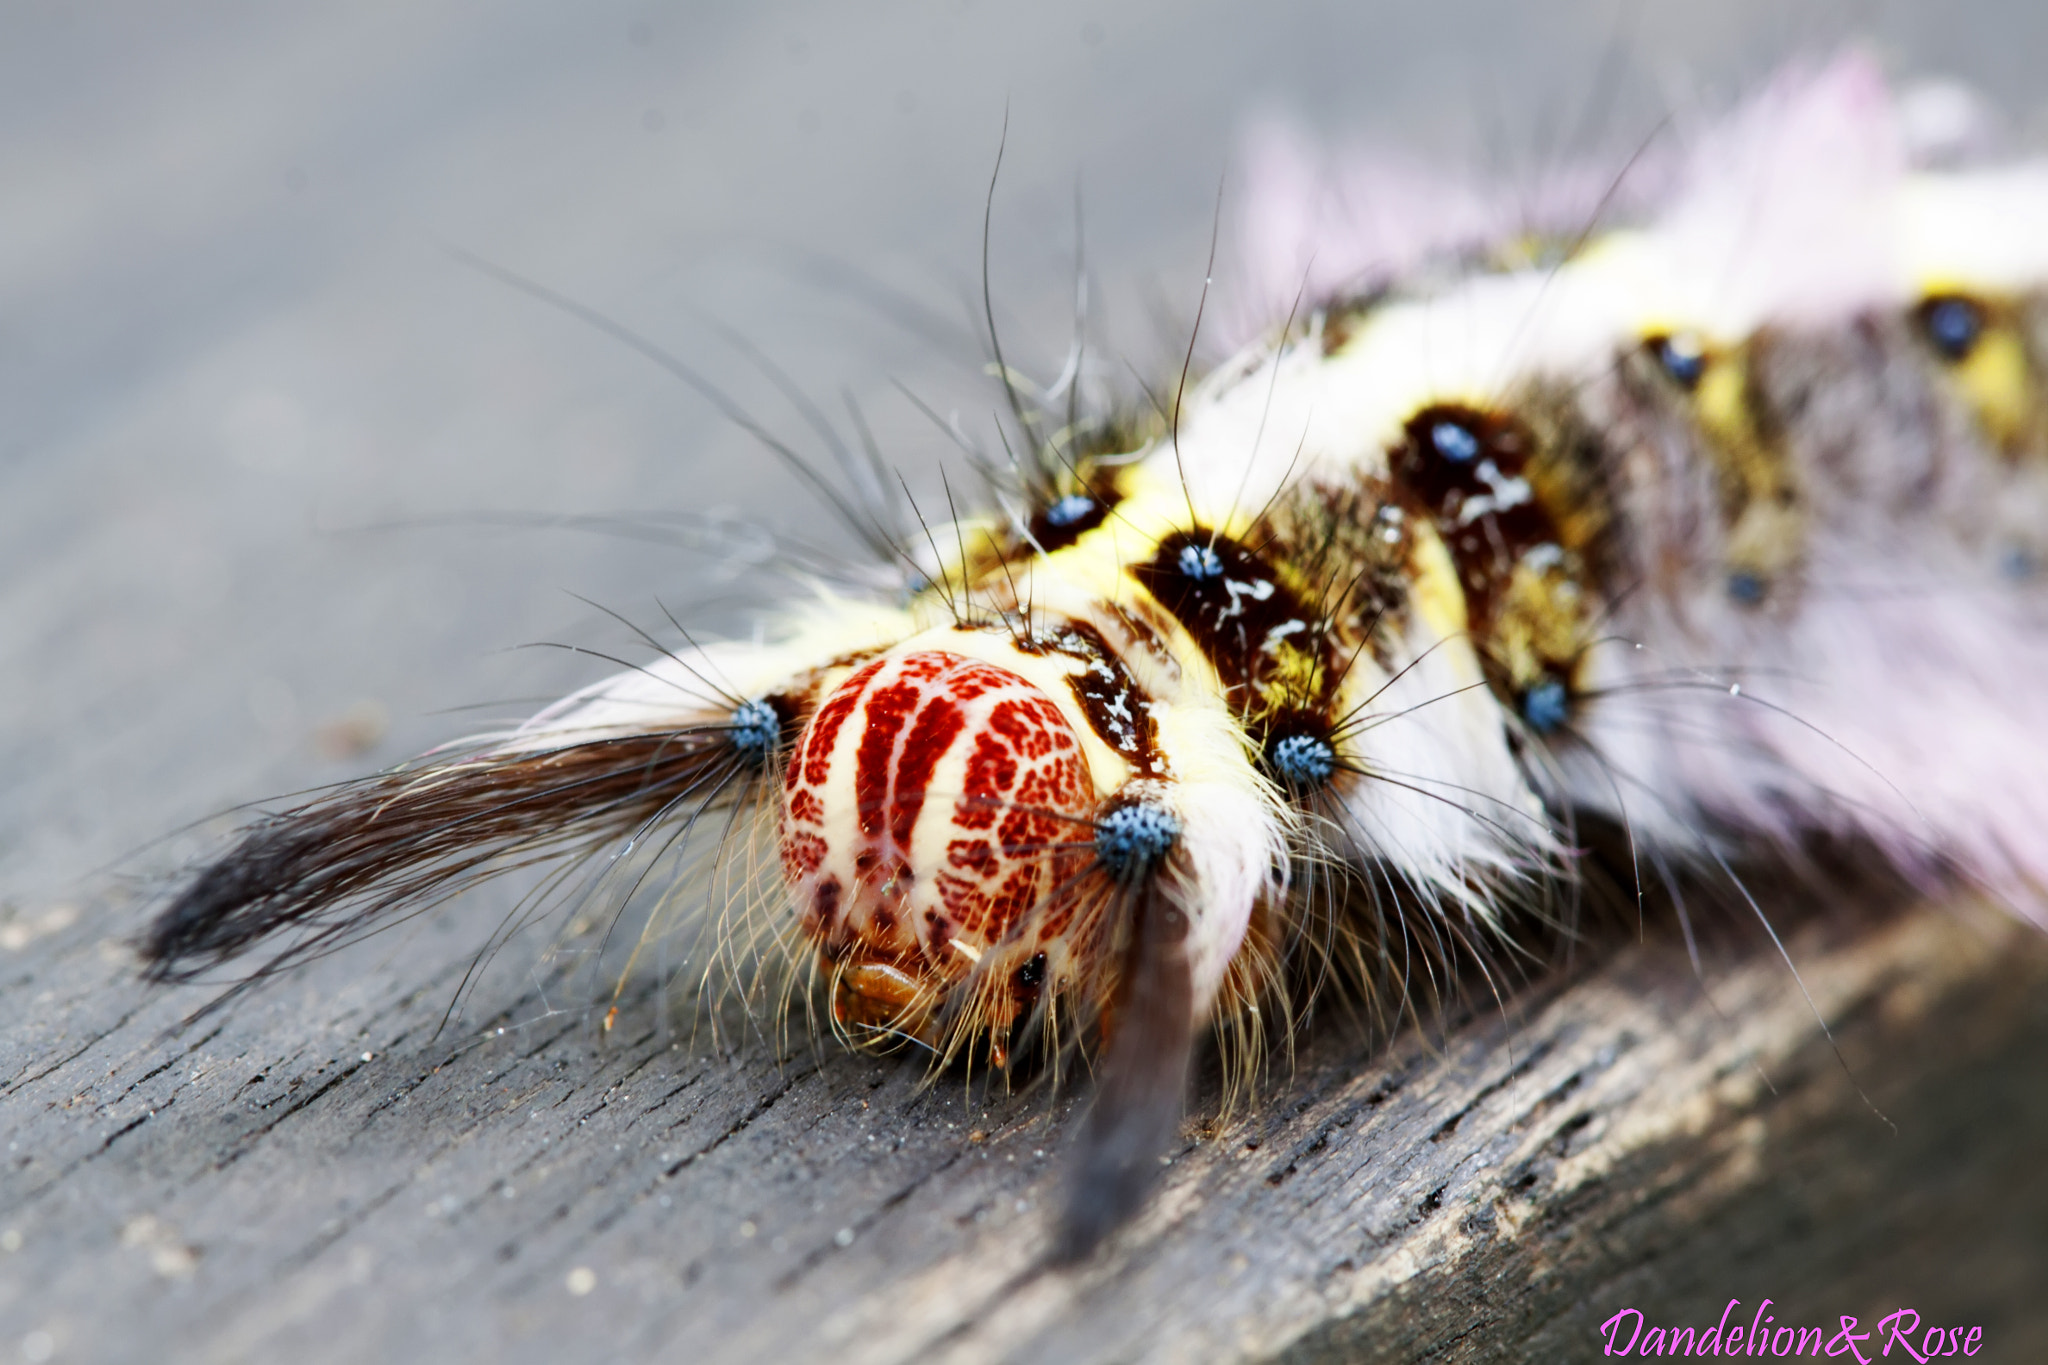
top-left (140, 54), bottom-right (2048, 1261)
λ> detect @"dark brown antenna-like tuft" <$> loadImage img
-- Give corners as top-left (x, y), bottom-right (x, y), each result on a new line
top-left (144, 725), bottom-right (766, 988)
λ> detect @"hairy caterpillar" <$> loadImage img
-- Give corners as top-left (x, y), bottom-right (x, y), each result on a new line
top-left (139, 55), bottom-right (2048, 1264)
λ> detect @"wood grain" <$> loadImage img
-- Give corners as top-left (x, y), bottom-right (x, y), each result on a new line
top-left (8, 12), bottom-right (2048, 1363)
top-left (2, 882), bottom-right (2042, 1363)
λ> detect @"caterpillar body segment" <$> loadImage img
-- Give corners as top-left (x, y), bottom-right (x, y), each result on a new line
top-left (143, 59), bottom-right (2048, 1255)
top-left (1211, 57), bottom-right (2048, 908)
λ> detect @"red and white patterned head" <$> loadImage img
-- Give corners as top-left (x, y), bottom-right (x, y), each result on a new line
top-left (779, 647), bottom-right (1099, 1052)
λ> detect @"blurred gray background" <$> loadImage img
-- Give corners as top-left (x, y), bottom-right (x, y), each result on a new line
top-left (3, 2), bottom-right (2045, 1361)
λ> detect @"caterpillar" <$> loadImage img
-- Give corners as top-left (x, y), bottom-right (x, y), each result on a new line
top-left (139, 55), bottom-right (2048, 1262)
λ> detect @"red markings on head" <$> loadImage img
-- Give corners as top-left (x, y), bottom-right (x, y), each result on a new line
top-left (783, 829), bottom-right (826, 877)
top-left (779, 649), bottom-right (1095, 976)
top-left (798, 658), bottom-right (881, 788)
top-left (890, 696), bottom-right (967, 848)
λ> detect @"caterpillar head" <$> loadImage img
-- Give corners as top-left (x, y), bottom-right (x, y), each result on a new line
top-left (778, 645), bottom-right (1103, 1063)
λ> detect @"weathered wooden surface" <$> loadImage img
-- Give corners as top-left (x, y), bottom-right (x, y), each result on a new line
top-left (8, 7), bottom-right (2048, 1362)
top-left (4, 882), bottom-right (2046, 1363)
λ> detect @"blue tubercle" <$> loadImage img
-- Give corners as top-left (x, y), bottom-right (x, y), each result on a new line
top-left (1269, 733), bottom-right (1337, 790)
top-left (1924, 296), bottom-right (1984, 359)
top-left (1044, 493), bottom-right (1095, 527)
top-left (1654, 333), bottom-right (1707, 388)
top-left (1726, 570), bottom-right (1767, 606)
top-left (1430, 419), bottom-right (1481, 463)
top-left (1178, 543), bottom-right (1225, 580)
top-left (1094, 800), bottom-right (1183, 883)
top-left (1521, 680), bottom-right (1571, 735)
top-left (728, 698), bottom-right (781, 764)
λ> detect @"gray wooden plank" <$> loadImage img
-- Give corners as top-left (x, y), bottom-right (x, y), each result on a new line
top-left (5, 881), bottom-right (2044, 1362)
top-left (6, 8), bottom-right (2048, 1363)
